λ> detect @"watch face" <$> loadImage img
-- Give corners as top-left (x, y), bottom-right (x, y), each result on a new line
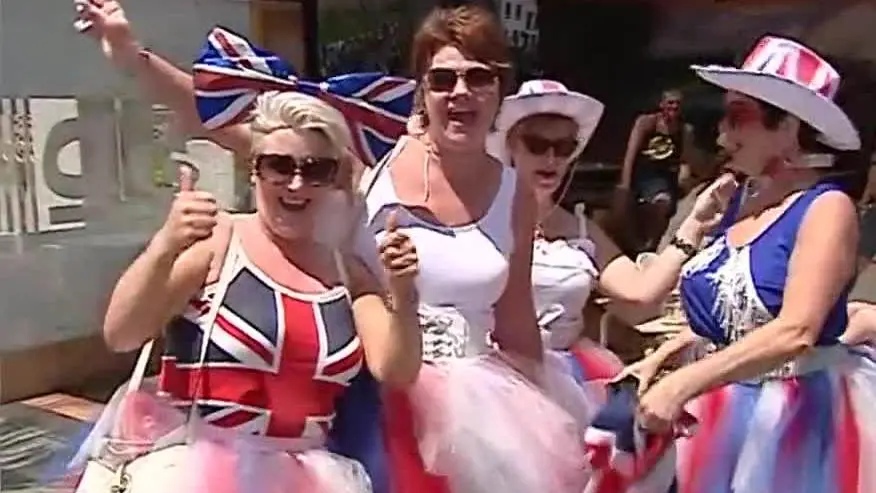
top-left (672, 236), bottom-right (697, 257)
top-left (609, 374), bottom-right (640, 395)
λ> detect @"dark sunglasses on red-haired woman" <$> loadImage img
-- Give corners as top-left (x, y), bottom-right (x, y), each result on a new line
top-left (254, 154), bottom-right (339, 186)
top-left (425, 67), bottom-right (497, 92)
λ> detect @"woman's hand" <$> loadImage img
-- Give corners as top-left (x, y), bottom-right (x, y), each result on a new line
top-left (152, 166), bottom-right (219, 257)
top-left (683, 172), bottom-right (738, 234)
top-left (635, 371), bottom-right (692, 433)
top-left (379, 209), bottom-right (419, 307)
top-left (611, 351), bottom-right (667, 396)
top-left (74, 0), bottom-right (142, 67)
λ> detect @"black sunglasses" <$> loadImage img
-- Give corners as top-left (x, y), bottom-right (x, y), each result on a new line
top-left (520, 134), bottom-right (578, 158)
top-left (425, 67), bottom-right (497, 93)
top-left (253, 154), bottom-right (339, 186)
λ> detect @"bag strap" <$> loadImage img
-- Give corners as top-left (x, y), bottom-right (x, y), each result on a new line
top-left (185, 227), bottom-right (240, 423)
top-left (125, 340), bottom-right (155, 394)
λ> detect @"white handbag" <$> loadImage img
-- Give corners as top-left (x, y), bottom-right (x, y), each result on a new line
top-left (73, 239), bottom-right (241, 493)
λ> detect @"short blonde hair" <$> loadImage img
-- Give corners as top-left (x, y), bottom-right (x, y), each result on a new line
top-left (250, 91), bottom-right (353, 157)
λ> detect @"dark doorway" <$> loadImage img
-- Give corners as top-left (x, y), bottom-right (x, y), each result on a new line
top-left (537, 0), bottom-right (659, 162)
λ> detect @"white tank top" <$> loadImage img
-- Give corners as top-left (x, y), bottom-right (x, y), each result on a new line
top-left (531, 204), bottom-right (599, 350)
top-left (355, 137), bottom-right (517, 361)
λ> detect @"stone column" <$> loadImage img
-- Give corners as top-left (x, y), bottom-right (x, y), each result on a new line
top-left (75, 96), bottom-right (121, 231)
top-left (117, 98), bottom-right (157, 199)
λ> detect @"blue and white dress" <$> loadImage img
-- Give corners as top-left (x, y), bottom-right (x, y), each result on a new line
top-left (673, 181), bottom-right (876, 493)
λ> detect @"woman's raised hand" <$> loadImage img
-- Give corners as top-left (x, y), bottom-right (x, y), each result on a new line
top-left (73, 0), bottom-right (141, 67)
top-left (689, 172), bottom-right (739, 231)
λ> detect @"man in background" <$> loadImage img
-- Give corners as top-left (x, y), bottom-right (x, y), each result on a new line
top-left (616, 88), bottom-right (697, 251)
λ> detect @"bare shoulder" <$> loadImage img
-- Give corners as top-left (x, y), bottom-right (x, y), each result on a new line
top-left (636, 113), bottom-right (657, 128)
top-left (803, 189), bottom-right (858, 235)
top-left (392, 135), bottom-right (422, 167)
top-left (198, 212), bottom-right (238, 283)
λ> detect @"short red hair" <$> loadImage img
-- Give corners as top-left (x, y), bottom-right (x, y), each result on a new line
top-left (410, 5), bottom-right (512, 115)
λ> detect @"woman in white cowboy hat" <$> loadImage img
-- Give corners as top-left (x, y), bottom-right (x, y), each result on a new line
top-left (623, 35), bottom-right (876, 492)
top-left (487, 80), bottom-right (737, 399)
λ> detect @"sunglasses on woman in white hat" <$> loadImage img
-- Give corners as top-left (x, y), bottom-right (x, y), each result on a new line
top-left (486, 79), bottom-right (604, 205)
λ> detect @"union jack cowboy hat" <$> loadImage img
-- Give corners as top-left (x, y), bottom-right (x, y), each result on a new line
top-left (486, 79), bottom-right (604, 164)
top-left (692, 35), bottom-right (860, 151)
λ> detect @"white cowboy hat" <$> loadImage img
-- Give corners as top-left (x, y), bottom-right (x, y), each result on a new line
top-left (486, 80), bottom-right (604, 164)
top-left (691, 35), bottom-right (860, 151)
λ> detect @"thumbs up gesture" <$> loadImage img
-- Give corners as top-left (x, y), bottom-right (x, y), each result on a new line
top-left (378, 208), bottom-right (419, 299)
top-left (154, 165), bottom-right (219, 256)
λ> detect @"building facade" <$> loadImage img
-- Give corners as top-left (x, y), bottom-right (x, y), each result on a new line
top-left (0, 0), bottom-right (313, 401)
top-left (498, 0), bottom-right (539, 51)
top-left (537, 0), bottom-right (876, 163)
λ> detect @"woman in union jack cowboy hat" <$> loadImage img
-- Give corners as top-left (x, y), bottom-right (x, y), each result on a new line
top-left (73, 2), bottom-right (594, 493)
top-left (615, 35), bottom-right (876, 492)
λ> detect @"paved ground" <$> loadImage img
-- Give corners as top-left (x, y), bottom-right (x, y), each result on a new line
top-left (0, 400), bottom-right (88, 492)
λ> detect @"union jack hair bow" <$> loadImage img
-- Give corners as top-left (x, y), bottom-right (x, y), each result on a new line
top-left (582, 377), bottom-right (697, 493)
top-left (193, 26), bottom-right (416, 167)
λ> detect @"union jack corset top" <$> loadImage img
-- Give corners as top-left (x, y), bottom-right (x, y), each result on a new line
top-left (158, 244), bottom-right (364, 440)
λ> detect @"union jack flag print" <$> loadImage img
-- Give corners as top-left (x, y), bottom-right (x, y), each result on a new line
top-left (159, 260), bottom-right (364, 439)
top-left (582, 380), bottom-right (696, 493)
top-left (193, 26), bottom-right (415, 167)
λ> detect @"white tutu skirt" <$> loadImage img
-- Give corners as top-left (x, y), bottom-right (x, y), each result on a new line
top-left (675, 344), bottom-right (876, 493)
top-left (403, 355), bottom-right (592, 493)
top-left (67, 387), bottom-right (371, 493)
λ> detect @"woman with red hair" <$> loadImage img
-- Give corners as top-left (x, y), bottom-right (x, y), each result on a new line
top-left (74, 2), bottom-right (591, 493)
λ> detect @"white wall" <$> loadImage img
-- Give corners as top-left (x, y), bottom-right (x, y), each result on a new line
top-left (0, 96), bottom-right (238, 352)
top-left (0, 0), bottom-right (251, 97)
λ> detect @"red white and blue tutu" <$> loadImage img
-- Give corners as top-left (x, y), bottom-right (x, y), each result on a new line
top-left (675, 344), bottom-right (876, 493)
top-left (63, 385), bottom-right (371, 493)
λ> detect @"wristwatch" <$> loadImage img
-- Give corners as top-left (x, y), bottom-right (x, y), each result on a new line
top-left (670, 235), bottom-right (698, 259)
